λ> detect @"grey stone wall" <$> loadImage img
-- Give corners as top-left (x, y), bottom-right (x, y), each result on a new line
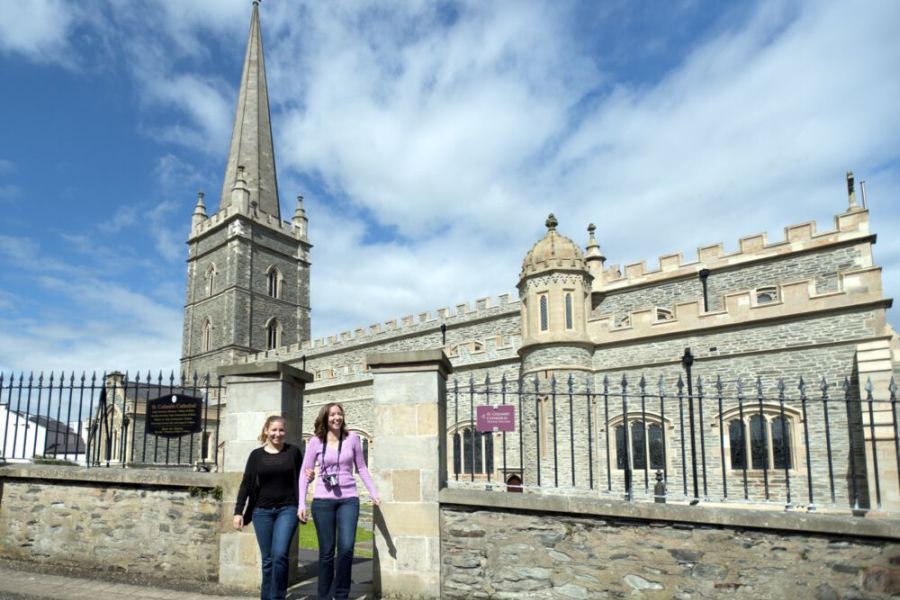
top-left (594, 244), bottom-right (865, 320)
top-left (0, 466), bottom-right (223, 584)
top-left (441, 499), bottom-right (900, 599)
top-left (299, 308), bottom-right (522, 438)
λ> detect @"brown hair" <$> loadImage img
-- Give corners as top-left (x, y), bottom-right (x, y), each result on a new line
top-left (313, 403), bottom-right (348, 442)
top-left (258, 415), bottom-right (286, 443)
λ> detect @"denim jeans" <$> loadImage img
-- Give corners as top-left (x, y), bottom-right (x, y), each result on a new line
top-left (252, 505), bottom-right (299, 600)
top-left (311, 497), bottom-right (359, 600)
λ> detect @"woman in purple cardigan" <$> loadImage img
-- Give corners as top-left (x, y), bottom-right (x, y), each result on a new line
top-left (298, 403), bottom-right (380, 600)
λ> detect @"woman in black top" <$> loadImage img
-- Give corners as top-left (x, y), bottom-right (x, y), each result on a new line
top-left (233, 415), bottom-right (306, 600)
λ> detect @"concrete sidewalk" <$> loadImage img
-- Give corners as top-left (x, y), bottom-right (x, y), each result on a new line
top-left (0, 556), bottom-right (373, 600)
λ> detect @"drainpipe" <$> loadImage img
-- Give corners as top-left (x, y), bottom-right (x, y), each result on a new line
top-left (698, 269), bottom-right (711, 312)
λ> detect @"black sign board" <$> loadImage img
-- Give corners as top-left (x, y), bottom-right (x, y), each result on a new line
top-left (146, 393), bottom-right (202, 437)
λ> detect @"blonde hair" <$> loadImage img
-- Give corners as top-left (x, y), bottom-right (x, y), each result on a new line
top-left (258, 415), bottom-right (286, 443)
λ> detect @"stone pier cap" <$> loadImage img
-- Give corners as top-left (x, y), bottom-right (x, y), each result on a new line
top-left (366, 350), bottom-right (453, 375)
top-left (217, 360), bottom-right (313, 382)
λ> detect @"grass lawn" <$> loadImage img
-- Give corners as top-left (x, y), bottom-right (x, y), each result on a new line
top-left (298, 520), bottom-right (374, 559)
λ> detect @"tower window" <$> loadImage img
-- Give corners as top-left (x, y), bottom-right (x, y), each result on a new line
top-left (266, 319), bottom-right (281, 350)
top-left (202, 319), bottom-right (213, 352)
top-left (539, 295), bottom-right (549, 332)
top-left (204, 265), bottom-right (217, 297)
top-left (267, 267), bottom-right (282, 298)
top-left (565, 292), bottom-right (574, 330)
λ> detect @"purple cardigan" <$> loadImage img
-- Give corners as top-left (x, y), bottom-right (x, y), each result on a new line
top-left (298, 432), bottom-right (378, 510)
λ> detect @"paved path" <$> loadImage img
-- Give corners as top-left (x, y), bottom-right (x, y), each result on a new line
top-left (0, 557), bottom-right (373, 600)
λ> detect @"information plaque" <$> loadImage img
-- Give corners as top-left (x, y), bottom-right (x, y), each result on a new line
top-left (476, 405), bottom-right (515, 432)
top-left (146, 393), bottom-right (203, 437)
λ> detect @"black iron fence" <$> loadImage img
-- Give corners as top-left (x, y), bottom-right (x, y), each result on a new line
top-left (0, 371), bottom-right (224, 469)
top-left (448, 368), bottom-right (900, 513)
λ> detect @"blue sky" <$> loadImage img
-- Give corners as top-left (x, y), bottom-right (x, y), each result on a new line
top-left (0, 0), bottom-right (898, 375)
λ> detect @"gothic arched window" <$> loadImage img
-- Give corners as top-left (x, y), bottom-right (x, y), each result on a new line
top-left (728, 413), bottom-right (793, 470)
top-left (266, 319), bottom-right (281, 350)
top-left (202, 319), bottom-right (213, 352)
top-left (267, 267), bottom-right (282, 299)
top-left (565, 292), bottom-right (574, 330)
top-left (539, 295), bottom-right (549, 332)
top-left (615, 420), bottom-right (666, 470)
top-left (204, 264), bottom-right (217, 297)
top-left (451, 426), bottom-right (494, 475)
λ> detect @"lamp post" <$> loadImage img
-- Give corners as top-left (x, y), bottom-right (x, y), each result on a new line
top-left (681, 347), bottom-right (700, 503)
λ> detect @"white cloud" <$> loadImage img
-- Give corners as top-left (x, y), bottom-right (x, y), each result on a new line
top-left (2, 0), bottom-right (898, 370)
top-left (0, 0), bottom-right (79, 64)
top-left (276, 0), bottom-right (900, 337)
top-left (0, 235), bottom-right (181, 374)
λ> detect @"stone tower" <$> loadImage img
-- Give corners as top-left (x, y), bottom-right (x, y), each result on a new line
top-left (518, 214), bottom-right (594, 487)
top-left (181, 2), bottom-right (311, 378)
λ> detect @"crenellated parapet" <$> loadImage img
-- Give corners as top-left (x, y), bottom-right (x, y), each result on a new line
top-left (189, 203), bottom-right (308, 242)
top-left (599, 208), bottom-right (872, 290)
top-left (235, 292), bottom-right (520, 364)
top-left (589, 266), bottom-right (888, 342)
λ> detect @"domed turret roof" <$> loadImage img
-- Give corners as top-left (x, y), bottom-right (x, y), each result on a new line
top-left (520, 214), bottom-right (585, 278)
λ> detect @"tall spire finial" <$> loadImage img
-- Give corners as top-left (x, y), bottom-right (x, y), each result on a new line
top-left (218, 0), bottom-right (280, 218)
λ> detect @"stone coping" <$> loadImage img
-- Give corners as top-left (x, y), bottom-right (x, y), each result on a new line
top-left (0, 464), bottom-right (224, 489)
top-left (438, 487), bottom-right (900, 540)
top-left (217, 360), bottom-right (313, 382)
top-left (366, 350), bottom-right (454, 375)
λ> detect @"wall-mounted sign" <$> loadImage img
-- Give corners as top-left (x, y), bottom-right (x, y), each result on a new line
top-left (146, 394), bottom-right (202, 437)
top-left (476, 405), bottom-right (515, 432)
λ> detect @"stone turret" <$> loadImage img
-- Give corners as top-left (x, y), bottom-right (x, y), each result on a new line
top-left (584, 223), bottom-right (606, 287)
top-left (517, 214), bottom-right (595, 488)
top-left (191, 192), bottom-right (208, 228)
top-left (230, 165), bottom-right (251, 214)
top-left (292, 195), bottom-right (308, 238)
top-left (518, 214), bottom-right (593, 370)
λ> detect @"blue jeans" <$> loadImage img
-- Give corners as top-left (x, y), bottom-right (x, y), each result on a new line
top-left (312, 497), bottom-right (359, 600)
top-left (252, 505), bottom-right (299, 600)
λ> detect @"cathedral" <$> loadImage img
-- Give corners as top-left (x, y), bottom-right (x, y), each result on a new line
top-left (181, 3), bottom-right (899, 510)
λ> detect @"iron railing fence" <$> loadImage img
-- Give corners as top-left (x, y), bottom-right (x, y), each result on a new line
top-left (448, 371), bottom-right (900, 514)
top-left (0, 371), bottom-right (224, 469)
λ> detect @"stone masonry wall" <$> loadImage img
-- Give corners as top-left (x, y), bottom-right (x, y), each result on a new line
top-left (594, 244), bottom-right (865, 321)
top-left (441, 500), bottom-right (900, 599)
top-left (0, 466), bottom-right (223, 584)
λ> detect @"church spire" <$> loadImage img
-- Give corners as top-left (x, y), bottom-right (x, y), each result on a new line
top-left (219, 0), bottom-right (280, 218)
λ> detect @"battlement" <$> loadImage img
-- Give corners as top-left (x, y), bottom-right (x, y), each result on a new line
top-left (590, 266), bottom-right (886, 342)
top-left (601, 208), bottom-right (871, 288)
top-left (237, 292), bottom-right (520, 364)
top-left (190, 205), bottom-right (307, 241)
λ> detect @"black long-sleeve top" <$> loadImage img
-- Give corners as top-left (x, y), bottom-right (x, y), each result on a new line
top-left (234, 444), bottom-right (303, 522)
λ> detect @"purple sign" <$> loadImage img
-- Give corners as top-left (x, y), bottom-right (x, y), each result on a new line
top-left (476, 405), bottom-right (515, 432)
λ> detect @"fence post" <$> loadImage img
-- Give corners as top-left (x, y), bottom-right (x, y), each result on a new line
top-left (367, 350), bottom-right (453, 599)
top-left (856, 340), bottom-right (899, 511)
top-left (215, 361), bottom-right (313, 592)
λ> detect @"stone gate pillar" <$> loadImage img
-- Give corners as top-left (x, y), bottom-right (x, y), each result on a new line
top-left (367, 350), bottom-right (452, 599)
top-left (216, 361), bottom-right (313, 591)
